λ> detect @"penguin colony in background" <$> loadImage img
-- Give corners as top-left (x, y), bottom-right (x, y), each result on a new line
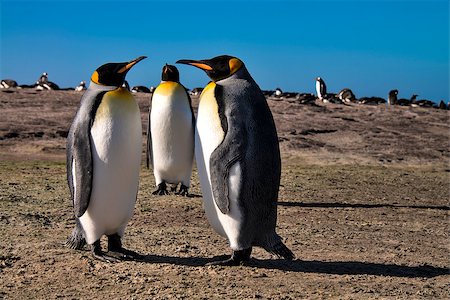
top-left (66, 56), bottom-right (146, 261)
top-left (1, 70), bottom-right (445, 108)
top-left (147, 64), bottom-right (194, 196)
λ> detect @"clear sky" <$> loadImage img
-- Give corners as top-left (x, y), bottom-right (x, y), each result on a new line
top-left (1, 0), bottom-right (449, 102)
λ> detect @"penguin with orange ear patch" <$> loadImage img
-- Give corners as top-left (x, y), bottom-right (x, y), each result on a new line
top-left (66, 56), bottom-right (146, 262)
top-left (146, 64), bottom-right (194, 196)
top-left (177, 55), bottom-right (294, 266)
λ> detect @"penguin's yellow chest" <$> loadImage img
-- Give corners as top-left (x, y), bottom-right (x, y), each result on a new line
top-left (94, 88), bottom-right (137, 121)
top-left (153, 81), bottom-right (182, 96)
top-left (196, 82), bottom-right (225, 150)
top-left (91, 87), bottom-right (141, 162)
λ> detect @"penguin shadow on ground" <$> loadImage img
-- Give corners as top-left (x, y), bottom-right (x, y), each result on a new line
top-left (246, 259), bottom-right (449, 278)
top-left (276, 201), bottom-right (450, 211)
top-left (134, 253), bottom-right (448, 278)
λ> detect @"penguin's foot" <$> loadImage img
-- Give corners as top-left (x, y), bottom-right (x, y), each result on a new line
top-left (107, 248), bottom-right (143, 261)
top-left (107, 234), bottom-right (143, 261)
top-left (176, 184), bottom-right (190, 197)
top-left (206, 248), bottom-right (252, 266)
top-left (91, 240), bottom-right (120, 263)
top-left (152, 182), bottom-right (169, 195)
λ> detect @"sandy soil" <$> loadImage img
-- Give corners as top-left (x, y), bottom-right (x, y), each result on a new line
top-left (0, 89), bottom-right (449, 299)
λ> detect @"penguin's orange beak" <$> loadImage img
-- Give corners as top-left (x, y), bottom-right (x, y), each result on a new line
top-left (176, 59), bottom-right (213, 71)
top-left (118, 56), bottom-right (147, 74)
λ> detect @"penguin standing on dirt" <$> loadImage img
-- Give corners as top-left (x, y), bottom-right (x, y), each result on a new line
top-left (146, 64), bottom-right (194, 196)
top-left (177, 55), bottom-right (294, 266)
top-left (66, 56), bottom-right (146, 261)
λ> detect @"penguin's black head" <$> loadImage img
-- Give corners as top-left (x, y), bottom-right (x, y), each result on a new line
top-left (161, 64), bottom-right (180, 82)
top-left (176, 55), bottom-right (244, 82)
top-left (389, 89), bottom-right (398, 96)
top-left (91, 56), bottom-right (147, 87)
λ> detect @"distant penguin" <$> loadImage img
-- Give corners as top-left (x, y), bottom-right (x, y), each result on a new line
top-left (388, 89), bottom-right (398, 105)
top-left (397, 94), bottom-right (415, 106)
top-left (177, 55), bottom-right (294, 265)
top-left (338, 88), bottom-right (356, 103)
top-left (66, 56), bottom-right (146, 261)
top-left (36, 72), bottom-right (60, 90)
top-left (411, 95), bottom-right (434, 108)
top-left (274, 87), bottom-right (283, 97)
top-left (438, 100), bottom-right (448, 110)
top-left (75, 81), bottom-right (86, 92)
top-left (0, 79), bottom-right (18, 89)
top-left (315, 77), bottom-right (327, 100)
top-left (189, 87), bottom-right (204, 96)
top-left (146, 64), bottom-right (194, 196)
top-left (39, 72), bottom-right (48, 83)
top-left (36, 81), bottom-right (60, 90)
top-left (131, 86), bottom-right (151, 93)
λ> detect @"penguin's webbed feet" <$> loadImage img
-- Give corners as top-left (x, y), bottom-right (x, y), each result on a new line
top-left (107, 248), bottom-right (143, 261)
top-left (107, 234), bottom-right (144, 261)
top-left (175, 184), bottom-right (190, 197)
top-left (206, 247), bottom-right (252, 267)
top-left (152, 182), bottom-right (169, 196)
top-left (90, 240), bottom-right (120, 263)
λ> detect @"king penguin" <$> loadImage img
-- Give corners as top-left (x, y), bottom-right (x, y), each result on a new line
top-left (177, 55), bottom-right (294, 266)
top-left (146, 64), bottom-right (194, 196)
top-left (66, 56), bottom-right (146, 261)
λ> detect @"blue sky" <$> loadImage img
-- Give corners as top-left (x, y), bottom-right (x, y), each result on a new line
top-left (1, 0), bottom-right (449, 101)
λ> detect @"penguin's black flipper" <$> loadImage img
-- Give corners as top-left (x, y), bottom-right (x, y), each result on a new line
top-left (67, 90), bottom-right (106, 218)
top-left (209, 84), bottom-right (247, 215)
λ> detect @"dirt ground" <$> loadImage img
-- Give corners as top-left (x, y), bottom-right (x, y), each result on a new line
top-left (0, 89), bottom-right (449, 299)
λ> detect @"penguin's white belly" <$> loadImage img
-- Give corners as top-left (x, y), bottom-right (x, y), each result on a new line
top-left (316, 81), bottom-right (321, 98)
top-left (79, 95), bottom-right (142, 244)
top-left (195, 84), bottom-right (244, 249)
top-left (150, 87), bottom-right (193, 185)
